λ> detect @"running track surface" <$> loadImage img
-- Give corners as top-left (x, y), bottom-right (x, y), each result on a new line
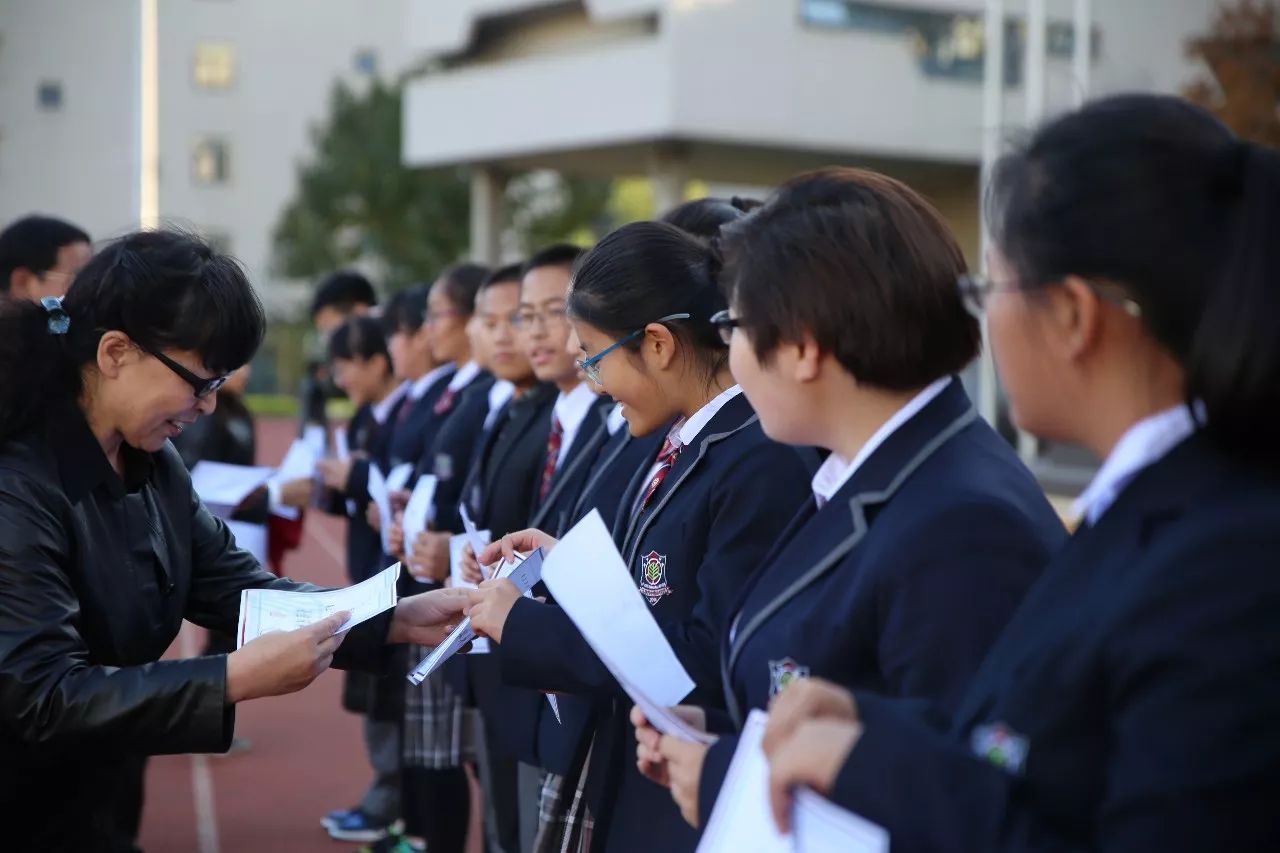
top-left (140, 417), bottom-right (371, 853)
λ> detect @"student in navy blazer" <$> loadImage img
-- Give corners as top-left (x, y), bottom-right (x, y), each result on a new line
top-left (467, 222), bottom-right (815, 853)
top-left (380, 286), bottom-right (458, 476)
top-left (760, 96), bottom-right (1280, 852)
top-left (627, 169), bottom-right (1065, 829)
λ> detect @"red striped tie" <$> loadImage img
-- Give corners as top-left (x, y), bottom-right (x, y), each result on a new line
top-left (433, 386), bottom-right (458, 415)
top-left (640, 430), bottom-right (683, 510)
top-left (539, 416), bottom-right (564, 502)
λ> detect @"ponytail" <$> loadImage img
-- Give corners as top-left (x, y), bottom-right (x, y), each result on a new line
top-left (0, 298), bottom-right (85, 441)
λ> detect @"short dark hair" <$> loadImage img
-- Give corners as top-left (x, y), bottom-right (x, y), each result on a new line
top-left (988, 93), bottom-right (1280, 467)
top-left (482, 262), bottom-right (524, 290)
top-left (720, 167), bottom-right (978, 391)
top-left (310, 270), bottom-right (377, 318)
top-left (568, 221), bottom-right (727, 382)
top-left (329, 314), bottom-right (390, 364)
top-left (522, 244), bottom-right (585, 277)
top-left (435, 262), bottom-right (489, 314)
top-left (0, 215), bottom-right (91, 290)
top-left (660, 197), bottom-right (760, 240)
top-left (0, 229), bottom-right (264, 441)
top-left (383, 286), bottom-right (429, 335)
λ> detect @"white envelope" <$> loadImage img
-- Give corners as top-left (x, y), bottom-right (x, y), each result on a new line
top-left (386, 462), bottom-right (415, 494)
top-left (402, 475), bottom-right (438, 558)
top-left (367, 464), bottom-right (395, 556)
top-left (237, 562), bottom-right (400, 647)
top-left (191, 461), bottom-right (275, 509)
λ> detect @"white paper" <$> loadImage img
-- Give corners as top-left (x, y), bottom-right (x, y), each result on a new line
top-left (407, 550), bottom-right (542, 685)
top-left (367, 464), bottom-right (395, 556)
top-left (386, 462), bottom-right (415, 494)
top-left (275, 438), bottom-right (319, 483)
top-left (458, 503), bottom-right (491, 571)
top-left (302, 424), bottom-right (327, 459)
top-left (698, 710), bottom-right (789, 853)
top-left (792, 789), bottom-right (889, 853)
top-left (402, 475), bottom-right (439, 559)
top-left (448, 531), bottom-right (488, 591)
top-left (333, 426), bottom-right (350, 461)
top-left (226, 520), bottom-right (269, 568)
top-left (237, 562), bottom-right (400, 648)
top-left (191, 461), bottom-right (274, 509)
top-left (540, 511), bottom-right (695, 707)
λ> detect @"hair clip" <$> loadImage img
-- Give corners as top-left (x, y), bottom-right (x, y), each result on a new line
top-left (41, 296), bottom-right (71, 335)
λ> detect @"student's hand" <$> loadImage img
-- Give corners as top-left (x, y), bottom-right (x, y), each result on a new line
top-left (408, 531), bottom-right (451, 583)
top-left (389, 587), bottom-right (472, 646)
top-left (316, 458), bottom-right (352, 492)
top-left (366, 501), bottom-right (382, 531)
top-left (761, 678), bottom-right (858, 756)
top-left (277, 477), bottom-right (313, 508)
top-left (226, 611), bottom-right (349, 703)
top-left (478, 528), bottom-right (559, 566)
top-left (465, 579), bottom-right (522, 644)
top-left (387, 511), bottom-right (406, 559)
top-left (389, 488), bottom-right (411, 514)
top-left (657, 736), bottom-right (711, 829)
top-left (631, 705), bottom-right (708, 789)
top-left (460, 543), bottom-right (485, 585)
top-left (765, 718), bottom-right (862, 834)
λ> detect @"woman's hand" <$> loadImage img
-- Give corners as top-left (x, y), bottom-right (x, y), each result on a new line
top-left (465, 579), bottom-right (523, 644)
top-left (366, 501), bottom-right (382, 531)
top-left (408, 531), bottom-right (452, 583)
top-left (225, 611), bottom-right (349, 703)
top-left (477, 528), bottom-right (559, 567)
top-left (657, 736), bottom-right (711, 829)
top-left (316, 458), bottom-right (352, 492)
top-left (761, 677), bottom-right (857, 755)
top-left (631, 705), bottom-right (708, 789)
top-left (276, 477), bottom-right (313, 509)
top-left (460, 543), bottom-right (485, 585)
top-left (387, 511), bottom-right (405, 559)
top-left (389, 488), bottom-right (411, 514)
top-left (388, 587), bottom-right (471, 646)
top-left (765, 718), bottom-right (862, 834)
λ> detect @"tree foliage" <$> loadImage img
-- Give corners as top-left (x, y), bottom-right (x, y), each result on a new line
top-left (1184, 0), bottom-right (1280, 146)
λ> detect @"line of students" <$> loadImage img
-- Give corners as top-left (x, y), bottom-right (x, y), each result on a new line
top-left (318, 93), bottom-right (1279, 853)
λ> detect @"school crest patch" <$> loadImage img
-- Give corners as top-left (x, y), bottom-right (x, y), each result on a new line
top-left (638, 550), bottom-right (671, 605)
top-left (434, 452), bottom-right (454, 482)
top-left (768, 658), bottom-right (810, 696)
top-left (970, 722), bottom-right (1029, 775)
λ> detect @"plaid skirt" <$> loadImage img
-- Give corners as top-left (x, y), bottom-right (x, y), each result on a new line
top-left (402, 642), bottom-right (477, 769)
top-left (533, 743), bottom-right (594, 853)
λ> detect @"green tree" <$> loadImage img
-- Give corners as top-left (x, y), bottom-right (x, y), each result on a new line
top-left (1184, 0), bottom-right (1280, 146)
top-left (273, 78), bottom-right (616, 291)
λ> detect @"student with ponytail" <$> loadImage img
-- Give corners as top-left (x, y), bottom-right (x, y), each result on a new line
top-left (465, 221), bottom-right (816, 851)
top-left (0, 230), bottom-right (468, 847)
top-left (761, 94), bottom-right (1280, 852)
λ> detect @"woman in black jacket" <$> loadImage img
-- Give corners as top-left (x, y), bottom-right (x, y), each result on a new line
top-left (0, 230), bottom-right (469, 849)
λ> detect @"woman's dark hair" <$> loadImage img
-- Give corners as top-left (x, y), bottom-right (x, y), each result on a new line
top-left (720, 167), bottom-right (978, 391)
top-left (0, 229), bottom-right (264, 441)
top-left (987, 93), bottom-right (1280, 466)
top-left (329, 315), bottom-right (391, 365)
top-left (384, 286), bottom-right (430, 335)
top-left (567, 221), bottom-right (728, 382)
top-left (660, 197), bottom-right (761, 240)
top-left (435, 263), bottom-right (490, 315)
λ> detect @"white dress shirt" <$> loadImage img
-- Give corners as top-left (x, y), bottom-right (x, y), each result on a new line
top-left (552, 382), bottom-right (599, 468)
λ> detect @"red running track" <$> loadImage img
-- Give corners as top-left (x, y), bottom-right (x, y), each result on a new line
top-left (139, 417), bottom-right (373, 853)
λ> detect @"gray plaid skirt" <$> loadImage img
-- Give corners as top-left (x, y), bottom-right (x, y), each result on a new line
top-left (401, 642), bottom-right (477, 769)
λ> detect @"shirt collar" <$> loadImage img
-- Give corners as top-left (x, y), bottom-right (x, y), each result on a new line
top-left (812, 376), bottom-right (952, 507)
top-left (606, 402), bottom-right (628, 436)
top-left (677, 385), bottom-right (744, 447)
top-left (488, 379), bottom-right (515, 412)
top-left (1074, 403), bottom-right (1201, 526)
top-left (410, 362), bottom-right (456, 400)
top-left (49, 402), bottom-right (155, 501)
top-left (372, 382), bottom-right (409, 425)
top-left (553, 382), bottom-right (598, 438)
top-left (447, 361), bottom-right (481, 391)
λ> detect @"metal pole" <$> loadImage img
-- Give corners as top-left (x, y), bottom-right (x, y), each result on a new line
top-left (139, 0), bottom-right (160, 229)
top-left (1072, 0), bottom-right (1092, 106)
top-left (976, 0), bottom-right (1005, 428)
top-left (1017, 0), bottom-right (1047, 463)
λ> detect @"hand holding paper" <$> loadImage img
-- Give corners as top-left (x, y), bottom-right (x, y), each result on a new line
top-left (237, 562), bottom-right (401, 647)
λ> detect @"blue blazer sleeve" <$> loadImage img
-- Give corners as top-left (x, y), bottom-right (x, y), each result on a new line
top-left (500, 598), bottom-right (617, 696)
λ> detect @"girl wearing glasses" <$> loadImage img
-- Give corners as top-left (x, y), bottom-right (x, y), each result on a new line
top-left (632, 167), bottom-right (1065, 833)
top-left (465, 221), bottom-right (816, 852)
top-left (762, 96), bottom-right (1280, 851)
top-left (0, 230), bottom-right (470, 848)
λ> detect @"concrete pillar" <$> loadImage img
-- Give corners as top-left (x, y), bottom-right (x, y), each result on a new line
top-left (469, 165), bottom-right (507, 265)
top-left (649, 145), bottom-right (690, 217)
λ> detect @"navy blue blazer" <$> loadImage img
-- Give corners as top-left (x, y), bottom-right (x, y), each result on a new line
top-left (696, 380), bottom-right (1065, 824)
top-left (323, 403), bottom-right (396, 584)
top-left (386, 369), bottom-right (456, 473)
top-left (415, 372), bottom-right (495, 534)
top-left (568, 421), bottom-right (668, 537)
top-left (829, 432), bottom-right (1280, 852)
top-left (499, 392), bottom-right (817, 853)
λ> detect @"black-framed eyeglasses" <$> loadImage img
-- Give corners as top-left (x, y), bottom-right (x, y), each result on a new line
top-left (709, 310), bottom-right (745, 346)
top-left (575, 313), bottom-right (691, 385)
top-left (146, 347), bottom-right (232, 399)
top-left (956, 273), bottom-right (1142, 320)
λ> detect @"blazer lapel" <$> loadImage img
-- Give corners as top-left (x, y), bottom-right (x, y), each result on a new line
top-left (529, 403), bottom-right (611, 529)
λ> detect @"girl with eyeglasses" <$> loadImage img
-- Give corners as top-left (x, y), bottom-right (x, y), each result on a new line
top-left (464, 221), bottom-right (816, 852)
top-left (761, 95), bottom-right (1280, 852)
top-left (0, 230), bottom-right (469, 849)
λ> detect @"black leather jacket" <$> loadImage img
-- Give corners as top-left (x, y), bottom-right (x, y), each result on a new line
top-left (0, 405), bottom-right (387, 846)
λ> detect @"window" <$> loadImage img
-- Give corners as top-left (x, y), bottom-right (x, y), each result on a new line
top-left (354, 48), bottom-right (378, 76)
top-left (37, 81), bottom-right (63, 110)
top-left (193, 42), bottom-right (236, 90)
top-left (192, 137), bottom-right (231, 185)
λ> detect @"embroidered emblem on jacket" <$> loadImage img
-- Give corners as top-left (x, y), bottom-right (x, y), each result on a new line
top-left (638, 550), bottom-right (672, 605)
top-left (971, 722), bottom-right (1029, 774)
top-left (768, 657), bottom-right (810, 696)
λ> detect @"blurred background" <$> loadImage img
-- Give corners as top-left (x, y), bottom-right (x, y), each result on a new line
top-left (0, 0), bottom-right (1276, 847)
